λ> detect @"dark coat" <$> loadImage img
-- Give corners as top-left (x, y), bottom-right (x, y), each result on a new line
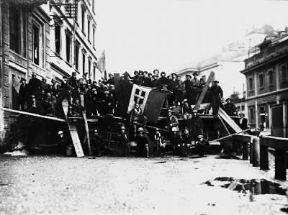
top-left (224, 103), bottom-right (237, 116)
top-left (238, 118), bottom-right (248, 130)
top-left (189, 116), bottom-right (204, 139)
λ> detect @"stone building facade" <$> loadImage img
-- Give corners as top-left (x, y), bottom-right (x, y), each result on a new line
top-left (0, 0), bottom-right (101, 146)
top-left (241, 33), bottom-right (288, 136)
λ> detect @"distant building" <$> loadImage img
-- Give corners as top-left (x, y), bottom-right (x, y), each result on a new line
top-left (240, 32), bottom-right (288, 135)
top-left (176, 25), bottom-right (273, 98)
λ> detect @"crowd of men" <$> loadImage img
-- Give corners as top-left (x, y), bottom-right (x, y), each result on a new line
top-left (15, 69), bottom-right (243, 157)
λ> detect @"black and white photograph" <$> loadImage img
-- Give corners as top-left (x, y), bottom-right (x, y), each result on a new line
top-left (1, 0), bottom-right (288, 214)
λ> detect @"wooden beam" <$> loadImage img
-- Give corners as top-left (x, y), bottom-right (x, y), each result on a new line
top-left (261, 136), bottom-right (288, 150)
top-left (1, 107), bottom-right (65, 122)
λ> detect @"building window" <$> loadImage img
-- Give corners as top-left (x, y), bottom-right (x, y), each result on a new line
top-left (9, 5), bottom-right (26, 57)
top-left (55, 24), bottom-right (61, 55)
top-left (88, 17), bottom-right (91, 42)
top-left (82, 53), bottom-right (86, 75)
top-left (268, 70), bottom-right (273, 85)
top-left (66, 31), bottom-right (72, 63)
top-left (249, 106), bottom-right (255, 125)
top-left (259, 105), bottom-right (268, 129)
top-left (281, 65), bottom-right (288, 87)
top-left (93, 27), bottom-right (96, 48)
top-left (88, 57), bottom-right (92, 79)
top-left (259, 73), bottom-right (265, 89)
top-left (33, 24), bottom-right (40, 65)
top-left (32, 19), bottom-right (44, 67)
top-left (81, 6), bottom-right (85, 34)
top-left (74, 41), bottom-right (80, 71)
top-left (248, 77), bottom-right (254, 90)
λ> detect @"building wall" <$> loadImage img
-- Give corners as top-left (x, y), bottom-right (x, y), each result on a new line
top-left (242, 38), bottom-right (288, 131)
top-left (48, 0), bottom-right (101, 82)
top-left (0, 0), bottom-right (102, 146)
top-left (0, 2), bottom-right (52, 144)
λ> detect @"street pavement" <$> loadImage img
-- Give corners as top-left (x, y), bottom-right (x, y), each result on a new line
top-left (0, 155), bottom-right (287, 215)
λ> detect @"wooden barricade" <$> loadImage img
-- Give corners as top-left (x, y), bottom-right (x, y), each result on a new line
top-left (260, 136), bottom-right (288, 180)
top-left (232, 134), bottom-right (254, 161)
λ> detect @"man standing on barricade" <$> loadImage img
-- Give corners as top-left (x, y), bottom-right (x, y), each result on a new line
top-left (210, 80), bottom-right (224, 116)
top-left (224, 98), bottom-right (237, 116)
top-left (130, 102), bottom-right (143, 139)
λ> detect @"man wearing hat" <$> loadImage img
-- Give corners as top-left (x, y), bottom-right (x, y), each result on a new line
top-left (19, 77), bottom-right (27, 110)
top-left (224, 98), bottom-right (237, 116)
top-left (210, 80), bottom-right (224, 116)
top-left (191, 72), bottom-right (200, 86)
top-left (118, 125), bottom-right (130, 156)
top-left (238, 112), bottom-right (248, 130)
top-left (184, 74), bottom-right (192, 91)
top-left (135, 127), bottom-right (150, 157)
top-left (190, 109), bottom-right (207, 156)
top-left (157, 71), bottom-right (170, 90)
top-left (91, 129), bottom-right (103, 156)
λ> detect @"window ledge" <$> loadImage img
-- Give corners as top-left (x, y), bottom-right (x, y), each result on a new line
top-left (31, 63), bottom-right (45, 70)
top-left (9, 49), bottom-right (27, 60)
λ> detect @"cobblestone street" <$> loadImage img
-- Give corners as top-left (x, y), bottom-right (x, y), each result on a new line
top-left (0, 155), bottom-right (287, 215)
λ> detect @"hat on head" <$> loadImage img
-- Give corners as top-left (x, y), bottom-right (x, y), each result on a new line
top-left (193, 72), bottom-right (198, 76)
top-left (226, 98), bottom-right (232, 102)
top-left (138, 127), bottom-right (144, 132)
top-left (192, 109), bottom-right (198, 113)
top-left (213, 80), bottom-right (219, 83)
top-left (172, 127), bottom-right (178, 132)
top-left (58, 130), bottom-right (64, 135)
top-left (186, 74), bottom-right (191, 78)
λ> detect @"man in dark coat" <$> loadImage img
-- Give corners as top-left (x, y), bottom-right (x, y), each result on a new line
top-left (171, 126), bottom-right (183, 155)
top-left (210, 80), bottom-right (224, 116)
top-left (135, 127), bottom-right (150, 157)
top-left (157, 72), bottom-right (170, 90)
top-left (28, 72), bottom-right (42, 99)
top-left (91, 129), bottom-right (103, 156)
top-left (224, 98), bottom-right (237, 116)
top-left (118, 125), bottom-right (130, 156)
top-left (190, 110), bottom-right (207, 156)
top-left (238, 112), bottom-right (248, 130)
top-left (19, 78), bottom-right (28, 110)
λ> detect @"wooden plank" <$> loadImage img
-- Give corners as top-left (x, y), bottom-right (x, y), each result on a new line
top-left (261, 136), bottom-right (288, 150)
top-left (275, 149), bottom-right (287, 180)
top-left (233, 134), bottom-right (253, 143)
top-left (193, 71), bottom-right (215, 111)
top-left (260, 141), bottom-right (269, 170)
top-left (209, 128), bottom-right (251, 143)
top-left (218, 114), bottom-right (231, 135)
top-left (1, 107), bottom-right (65, 122)
top-left (62, 99), bottom-right (84, 158)
top-left (80, 94), bottom-right (91, 156)
top-left (82, 110), bottom-right (91, 155)
top-left (218, 107), bottom-right (242, 133)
